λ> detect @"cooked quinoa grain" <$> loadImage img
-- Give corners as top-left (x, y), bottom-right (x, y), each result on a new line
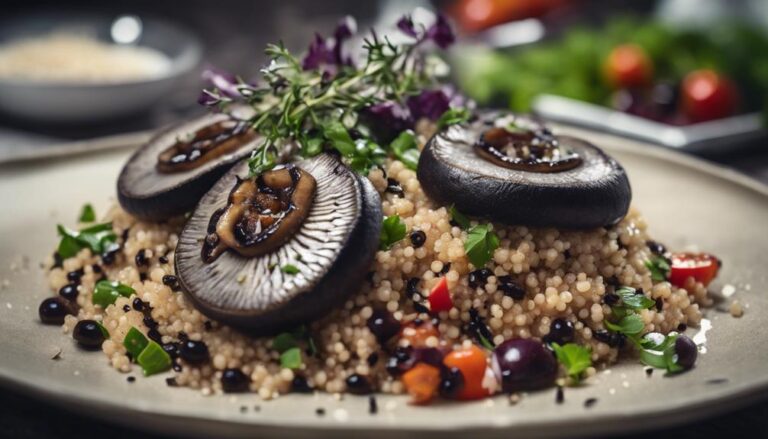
top-left (45, 158), bottom-right (710, 399)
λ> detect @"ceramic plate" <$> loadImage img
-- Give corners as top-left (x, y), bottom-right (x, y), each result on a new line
top-left (0, 128), bottom-right (766, 438)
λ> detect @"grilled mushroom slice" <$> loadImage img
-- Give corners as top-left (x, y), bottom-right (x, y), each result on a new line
top-left (417, 112), bottom-right (631, 229)
top-left (117, 108), bottom-right (261, 221)
top-left (175, 154), bottom-right (382, 334)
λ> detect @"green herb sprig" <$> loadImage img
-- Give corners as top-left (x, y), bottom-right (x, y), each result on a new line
top-left (464, 224), bottom-right (499, 267)
top-left (552, 343), bottom-right (592, 384)
top-left (379, 215), bottom-right (407, 250)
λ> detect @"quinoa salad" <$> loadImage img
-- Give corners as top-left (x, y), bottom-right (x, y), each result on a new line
top-left (37, 14), bottom-right (725, 404)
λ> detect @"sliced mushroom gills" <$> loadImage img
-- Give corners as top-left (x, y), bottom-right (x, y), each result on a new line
top-left (475, 125), bottom-right (582, 173)
top-left (156, 120), bottom-right (257, 173)
top-left (202, 165), bottom-right (317, 263)
top-left (117, 109), bottom-right (262, 221)
top-left (175, 153), bottom-right (382, 334)
top-left (417, 111), bottom-right (632, 229)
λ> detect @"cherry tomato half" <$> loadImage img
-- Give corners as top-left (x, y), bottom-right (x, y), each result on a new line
top-left (669, 252), bottom-right (721, 288)
top-left (443, 344), bottom-right (492, 400)
top-left (681, 69), bottom-right (739, 123)
top-left (604, 44), bottom-right (654, 88)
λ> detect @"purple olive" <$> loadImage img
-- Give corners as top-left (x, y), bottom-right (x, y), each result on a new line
top-left (673, 335), bottom-right (697, 370)
top-left (492, 339), bottom-right (558, 393)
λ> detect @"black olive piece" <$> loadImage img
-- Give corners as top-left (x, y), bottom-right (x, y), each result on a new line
top-left (166, 377), bottom-right (178, 387)
top-left (221, 369), bottom-right (250, 393)
top-left (117, 111), bottom-right (261, 221)
top-left (73, 320), bottom-right (106, 349)
top-left (315, 408), bottom-right (326, 416)
top-left (386, 347), bottom-right (414, 376)
top-left (139, 272), bottom-right (148, 282)
top-left (135, 249), bottom-right (149, 267)
top-left (368, 395), bottom-right (378, 414)
top-left (175, 154), bottom-right (382, 334)
top-left (584, 398), bottom-right (598, 408)
top-left (143, 316), bottom-right (158, 329)
top-left (385, 178), bottom-right (405, 197)
top-left (603, 293), bottom-right (620, 306)
top-left (437, 262), bottom-right (451, 276)
top-left (674, 335), bottom-right (698, 370)
top-left (593, 329), bottom-right (625, 348)
top-left (367, 309), bottom-right (400, 344)
top-left (409, 230), bottom-right (426, 248)
top-left (345, 374), bottom-right (372, 395)
top-left (677, 323), bottom-right (687, 332)
top-left (58, 284), bottom-right (79, 301)
top-left (122, 305), bottom-right (131, 312)
top-left (291, 375), bottom-right (313, 393)
top-left (172, 362), bottom-right (183, 372)
top-left (204, 321), bottom-right (213, 331)
top-left (556, 386), bottom-right (565, 404)
top-left (39, 297), bottom-right (75, 325)
top-left (543, 318), bottom-right (575, 346)
top-left (149, 327), bottom-right (168, 345)
top-left (413, 302), bottom-right (429, 314)
top-left (405, 277), bottom-right (421, 299)
top-left (162, 342), bottom-right (181, 359)
top-left (367, 352), bottom-right (379, 367)
top-left (439, 366), bottom-right (465, 399)
top-left (655, 298), bottom-right (664, 312)
top-left (180, 339), bottom-right (210, 365)
top-left (127, 376), bottom-right (136, 383)
top-left (66, 269), bottom-right (84, 284)
top-left (162, 275), bottom-right (178, 287)
top-left (159, 256), bottom-right (169, 264)
top-left (418, 111), bottom-right (632, 229)
top-left (497, 276), bottom-right (526, 300)
top-left (646, 240), bottom-right (667, 256)
top-left (467, 308), bottom-right (495, 347)
top-left (132, 298), bottom-right (145, 311)
top-left (468, 268), bottom-right (493, 289)
top-left (91, 264), bottom-right (102, 273)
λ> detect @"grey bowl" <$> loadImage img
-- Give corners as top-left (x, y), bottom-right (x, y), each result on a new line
top-left (0, 13), bottom-right (202, 122)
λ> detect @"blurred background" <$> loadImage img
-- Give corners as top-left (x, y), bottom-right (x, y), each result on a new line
top-left (1, 0), bottom-right (767, 178)
top-left (0, 0), bottom-right (767, 436)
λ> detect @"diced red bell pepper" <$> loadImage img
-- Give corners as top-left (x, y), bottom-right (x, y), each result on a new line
top-left (428, 277), bottom-right (452, 313)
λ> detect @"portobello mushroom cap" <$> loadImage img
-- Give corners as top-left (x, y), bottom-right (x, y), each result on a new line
top-left (175, 153), bottom-right (382, 334)
top-left (417, 112), bottom-right (631, 229)
top-left (117, 108), bottom-right (262, 221)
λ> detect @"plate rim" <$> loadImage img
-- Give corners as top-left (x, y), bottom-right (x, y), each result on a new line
top-left (1, 131), bottom-right (767, 438)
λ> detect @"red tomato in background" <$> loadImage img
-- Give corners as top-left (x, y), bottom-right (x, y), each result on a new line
top-left (452, 0), bottom-right (566, 32)
top-left (604, 44), bottom-right (654, 88)
top-left (669, 252), bottom-right (721, 288)
top-left (681, 69), bottom-right (739, 123)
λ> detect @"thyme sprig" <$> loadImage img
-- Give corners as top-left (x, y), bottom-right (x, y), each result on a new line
top-left (199, 14), bottom-right (462, 177)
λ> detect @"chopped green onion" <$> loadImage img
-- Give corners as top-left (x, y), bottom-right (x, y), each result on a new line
top-left (437, 107), bottom-right (471, 130)
top-left (379, 215), bottom-right (407, 250)
top-left (272, 332), bottom-right (298, 353)
top-left (56, 222), bottom-right (117, 258)
top-left (449, 205), bottom-right (470, 230)
top-left (92, 280), bottom-right (135, 307)
top-left (389, 130), bottom-right (420, 171)
top-left (280, 347), bottom-right (303, 369)
top-left (137, 340), bottom-right (172, 376)
top-left (78, 204), bottom-right (96, 222)
top-left (123, 327), bottom-right (149, 359)
top-left (281, 264), bottom-right (300, 275)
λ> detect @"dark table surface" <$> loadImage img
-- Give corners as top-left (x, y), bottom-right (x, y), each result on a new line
top-left (1, 0), bottom-right (767, 437)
